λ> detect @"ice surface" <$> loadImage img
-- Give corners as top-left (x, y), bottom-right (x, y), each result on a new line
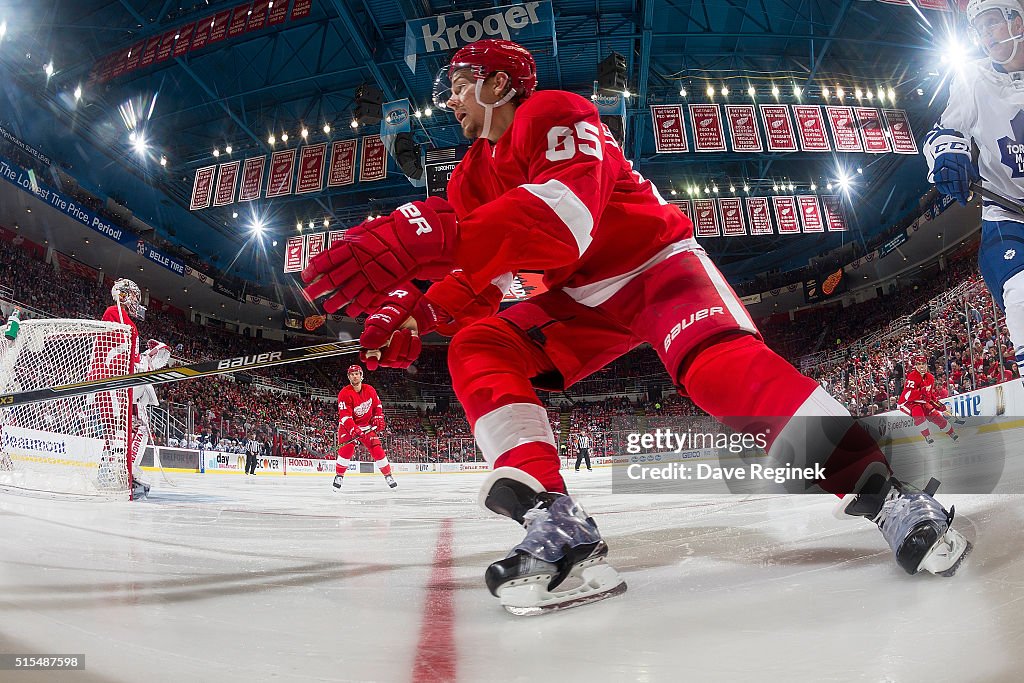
top-left (1, 467), bottom-right (1021, 682)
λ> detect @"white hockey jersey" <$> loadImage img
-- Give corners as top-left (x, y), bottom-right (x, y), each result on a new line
top-left (925, 57), bottom-right (1024, 223)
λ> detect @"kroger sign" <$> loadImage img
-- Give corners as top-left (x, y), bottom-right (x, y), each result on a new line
top-left (404, 2), bottom-right (554, 72)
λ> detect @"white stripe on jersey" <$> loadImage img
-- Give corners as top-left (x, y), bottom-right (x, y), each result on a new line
top-left (474, 402), bottom-right (556, 464)
top-left (693, 248), bottom-right (758, 335)
top-left (563, 238), bottom-right (698, 307)
top-left (520, 179), bottom-right (595, 257)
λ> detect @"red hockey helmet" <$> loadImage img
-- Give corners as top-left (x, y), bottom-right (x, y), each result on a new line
top-left (347, 364), bottom-right (362, 374)
top-left (432, 39), bottom-right (538, 110)
top-left (912, 354), bottom-right (927, 364)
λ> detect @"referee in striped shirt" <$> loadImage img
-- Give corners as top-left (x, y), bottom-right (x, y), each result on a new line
top-left (574, 432), bottom-right (592, 472)
top-left (245, 432), bottom-right (263, 475)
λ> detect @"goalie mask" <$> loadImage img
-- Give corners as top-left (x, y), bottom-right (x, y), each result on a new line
top-left (968, 0), bottom-right (1024, 65)
top-left (111, 278), bottom-right (144, 318)
top-left (432, 39), bottom-right (537, 140)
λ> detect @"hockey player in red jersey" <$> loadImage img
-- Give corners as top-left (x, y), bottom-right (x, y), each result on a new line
top-left (302, 39), bottom-right (971, 613)
top-left (899, 354), bottom-right (964, 445)
top-left (96, 279), bottom-right (170, 499)
top-left (334, 364), bottom-right (396, 490)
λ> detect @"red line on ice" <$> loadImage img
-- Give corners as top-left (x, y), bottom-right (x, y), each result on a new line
top-left (412, 517), bottom-right (456, 683)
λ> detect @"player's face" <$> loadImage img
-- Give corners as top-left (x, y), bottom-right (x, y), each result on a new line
top-left (915, 362), bottom-right (928, 373)
top-left (348, 369), bottom-right (362, 385)
top-left (446, 69), bottom-right (510, 139)
top-left (974, 9), bottom-right (1023, 63)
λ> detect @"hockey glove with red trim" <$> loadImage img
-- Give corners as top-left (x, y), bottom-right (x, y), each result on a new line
top-left (424, 271), bottom-right (508, 336)
top-left (358, 284), bottom-right (449, 371)
top-left (301, 197), bottom-right (458, 314)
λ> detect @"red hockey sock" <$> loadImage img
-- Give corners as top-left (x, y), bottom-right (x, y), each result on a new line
top-left (369, 443), bottom-right (393, 476)
top-left (679, 334), bottom-right (890, 495)
top-left (448, 321), bottom-right (566, 494)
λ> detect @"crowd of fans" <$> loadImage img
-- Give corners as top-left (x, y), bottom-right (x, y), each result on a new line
top-left (2, 210), bottom-right (1019, 462)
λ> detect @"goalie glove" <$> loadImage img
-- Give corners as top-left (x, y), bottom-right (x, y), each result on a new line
top-left (358, 284), bottom-right (448, 371)
top-left (301, 197), bottom-right (459, 314)
top-left (924, 128), bottom-right (980, 206)
top-left (138, 340), bottom-right (171, 371)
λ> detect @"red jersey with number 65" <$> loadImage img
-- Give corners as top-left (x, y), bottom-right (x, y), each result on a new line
top-left (446, 89), bottom-right (695, 303)
top-left (899, 369), bottom-right (941, 409)
top-left (337, 383), bottom-right (383, 433)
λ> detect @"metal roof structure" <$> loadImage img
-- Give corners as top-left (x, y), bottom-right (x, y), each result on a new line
top-left (0, 0), bottom-right (968, 283)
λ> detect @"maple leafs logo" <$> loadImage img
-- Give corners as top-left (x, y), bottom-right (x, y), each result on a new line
top-left (998, 110), bottom-right (1024, 179)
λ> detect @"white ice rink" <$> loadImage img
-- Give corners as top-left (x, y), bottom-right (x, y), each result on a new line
top-left (2, 468), bottom-right (1022, 683)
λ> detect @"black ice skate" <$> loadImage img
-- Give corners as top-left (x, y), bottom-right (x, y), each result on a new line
top-left (924, 435), bottom-right (935, 445)
top-left (384, 474), bottom-right (397, 489)
top-left (332, 475), bottom-right (343, 491)
top-left (131, 477), bottom-right (150, 499)
top-left (479, 467), bottom-right (626, 616)
top-left (837, 474), bottom-right (972, 576)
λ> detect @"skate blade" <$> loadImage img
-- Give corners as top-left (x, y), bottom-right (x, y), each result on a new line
top-left (499, 561), bottom-right (627, 616)
top-left (919, 530), bottom-right (973, 577)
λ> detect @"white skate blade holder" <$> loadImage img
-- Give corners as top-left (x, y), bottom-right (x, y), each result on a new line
top-left (497, 556), bottom-right (627, 616)
top-left (918, 528), bottom-right (973, 577)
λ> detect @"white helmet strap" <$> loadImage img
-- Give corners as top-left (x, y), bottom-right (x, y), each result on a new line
top-left (474, 77), bottom-right (517, 140)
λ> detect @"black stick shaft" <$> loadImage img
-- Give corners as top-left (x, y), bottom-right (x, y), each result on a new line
top-left (970, 182), bottom-right (1024, 218)
top-left (0, 340), bottom-right (362, 409)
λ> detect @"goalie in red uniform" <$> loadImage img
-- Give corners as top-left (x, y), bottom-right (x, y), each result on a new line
top-left (899, 354), bottom-right (964, 445)
top-left (303, 39), bottom-right (971, 614)
top-left (96, 279), bottom-right (170, 500)
top-left (334, 364), bottom-right (396, 491)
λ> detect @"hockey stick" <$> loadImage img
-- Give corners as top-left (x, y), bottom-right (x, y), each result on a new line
top-left (0, 339), bottom-right (362, 409)
top-left (969, 182), bottom-right (1024, 218)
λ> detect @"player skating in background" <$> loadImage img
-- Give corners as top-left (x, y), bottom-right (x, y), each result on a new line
top-left (924, 0), bottom-right (1024, 383)
top-left (899, 354), bottom-right (965, 444)
top-left (98, 279), bottom-right (170, 499)
top-left (334, 364), bottom-right (396, 490)
top-left (304, 39), bottom-right (971, 614)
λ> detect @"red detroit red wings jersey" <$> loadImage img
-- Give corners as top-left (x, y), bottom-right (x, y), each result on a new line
top-left (100, 304), bottom-right (139, 367)
top-left (899, 369), bottom-right (940, 408)
top-left (446, 90), bottom-right (694, 300)
top-left (337, 383), bottom-right (383, 431)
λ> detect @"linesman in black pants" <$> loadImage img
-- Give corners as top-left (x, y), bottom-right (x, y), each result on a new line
top-left (245, 432), bottom-right (262, 475)
top-left (574, 431), bottom-right (592, 472)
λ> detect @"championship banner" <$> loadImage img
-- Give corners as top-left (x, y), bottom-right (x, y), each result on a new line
top-left (403, 1), bottom-right (555, 73)
top-left (746, 196), bottom-right (774, 235)
top-left (772, 196), bottom-right (800, 234)
top-left (719, 197), bottom-right (747, 236)
top-left (296, 143), bottom-right (327, 194)
top-left (689, 104), bottom-right (728, 152)
top-left (283, 235), bottom-right (305, 273)
top-left (209, 9), bottom-right (232, 42)
top-left (124, 40), bottom-right (144, 72)
top-left (797, 195), bottom-right (825, 233)
top-left (227, 4), bottom-right (250, 38)
top-left (882, 109), bottom-right (919, 154)
top-left (692, 198), bottom-right (722, 238)
top-left (855, 107), bottom-right (891, 153)
top-left (759, 104), bottom-right (798, 152)
top-left (916, 0), bottom-right (951, 9)
top-left (139, 36), bottom-right (160, 68)
top-left (156, 29), bottom-right (178, 62)
top-left (650, 105), bottom-right (688, 153)
top-left (266, 149), bottom-right (296, 197)
top-left (213, 160), bottom-right (240, 206)
top-left (359, 135), bottom-right (387, 182)
top-left (724, 105), bottom-right (763, 153)
top-left (825, 106), bottom-right (863, 152)
top-left (327, 139), bottom-right (357, 187)
top-left (793, 105), bottom-right (831, 152)
top-left (822, 195), bottom-right (849, 232)
top-left (328, 230), bottom-right (345, 249)
top-left (238, 156), bottom-right (265, 202)
top-left (172, 22), bottom-right (195, 57)
top-left (671, 198), bottom-right (692, 220)
top-left (268, 0), bottom-right (289, 24)
top-left (190, 165), bottom-right (216, 210)
top-left (291, 0), bottom-right (313, 20)
top-left (305, 232), bottom-right (325, 267)
top-left (247, 0), bottom-right (270, 31)
top-left (190, 17), bottom-right (212, 51)
top-left (109, 50), bottom-right (128, 79)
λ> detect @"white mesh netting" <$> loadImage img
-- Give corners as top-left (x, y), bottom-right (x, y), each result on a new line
top-left (0, 319), bottom-right (132, 499)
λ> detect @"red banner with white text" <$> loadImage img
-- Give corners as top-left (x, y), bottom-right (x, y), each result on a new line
top-left (238, 156), bottom-right (265, 201)
top-left (759, 105), bottom-right (798, 152)
top-left (650, 105), bottom-right (689, 152)
top-left (693, 198), bottom-right (721, 237)
top-left (190, 165), bottom-right (216, 210)
top-left (213, 160), bottom-right (240, 206)
top-left (719, 197), bottom-right (747, 236)
top-left (359, 135), bottom-right (387, 182)
top-left (797, 195), bottom-right (825, 233)
top-left (746, 197), bottom-right (774, 235)
top-left (826, 106), bottom-right (863, 152)
top-left (689, 104), bottom-right (728, 152)
top-left (724, 105), bottom-right (763, 152)
top-left (793, 105), bottom-right (831, 152)
top-left (266, 149), bottom-right (296, 197)
top-left (297, 143), bottom-right (327, 194)
top-left (772, 196), bottom-right (800, 234)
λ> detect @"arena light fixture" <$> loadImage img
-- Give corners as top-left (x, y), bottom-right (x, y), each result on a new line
top-left (810, 182), bottom-right (817, 191)
top-left (888, 87), bottom-right (896, 102)
top-left (706, 85), bottom-right (715, 98)
top-left (771, 85), bottom-right (780, 98)
top-left (0, 21), bottom-right (6, 39)
top-left (323, 122), bottom-right (331, 134)
top-left (131, 132), bottom-right (147, 154)
top-left (855, 88), bottom-right (863, 100)
top-left (324, 218), bottom-right (330, 227)
top-left (670, 188), bottom-right (677, 196)
top-left (272, 240), bottom-right (278, 247)
top-left (350, 119), bottom-right (359, 128)
top-left (44, 61), bottom-right (54, 77)
top-left (159, 156), bottom-right (167, 166)
top-left (680, 87), bottom-right (687, 97)
top-left (821, 86), bottom-right (830, 99)
top-left (308, 220), bottom-right (314, 229)
top-left (251, 219), bottom-right (265, 236)
top-left (213, 148), bottom-right (220, 157)
top-left (414, 109), bottom-right (422, 118)
top-left (225, 144), bottom-right (232, 154)
top-left (720, 86), bottom-right (729, 97)
top-left (301, 128), bottom-right (308, 139)
top-left (424, 107), bottom-right (433, 116)
top-left (712, 184), bottom-right (719, 194)
top-left (296, 221), bottom-right (302, 232)
top-left (729, 184), bottom-right (735, 193)
top-left (866, 88), bottom-right (874, 100)
top-left (74, 85), bottom-right (82, 101)
top-left (232, 211), bottom-right (238, 218)
top-left (836, 86), bottom-right (845, 99)
top-left (281, 132), bottom-right (289, 142)
top-left (747, 86), bottom-right (755, 98)
top-left (268, 134), bottom-right (276, 145)
top-left (743, 184), bottom-right (750, 193)
top-left (793, 85), bottom-right (802, 98)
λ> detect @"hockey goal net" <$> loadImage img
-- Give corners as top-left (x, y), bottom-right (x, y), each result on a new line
top-left (0, 319), bottom-right (133, 499)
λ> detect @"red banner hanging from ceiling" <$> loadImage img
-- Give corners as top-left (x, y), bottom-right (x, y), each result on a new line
top-left (797, 195), bottom-right (825, 232)
top-left (266, 149), bottom-right (296, 197)
top-left (793, 105), bottom-right (831, 152)
top-left (822, 195), bottom-right (849, 232)
top-left (772, 196), bottom-right (800, 234)
top-left (693, 198), bottom-right (721, 237)
top-left (359, 135), bottom-right (387, 182)
top-left (297, 143), bottom-right (327, 194)
top-left (327, 140), bottom-right (358, 186)
top-left (172, 22), bottom-right (196, 57)
top-left (719, 197), bottom-right (747, 236)
top-left (213, 160), bottom-right (240, 206)
top-left (283, 236), bottom-right (305, 273)
top-left (650, 105), bottom-right (689, 152)
top-left (190, 165), bottom-right (216, 211)
top-left (689, 104), bottom-right (728, 152)
top-left (855, 107), bottom-right (891, 153)
top-left (724, 105), bottom-right (763, 153)
top-left (759, 105), bottom-right (798, 152)
top-left (238, 156), bottom-right (265, 202)
top-left (825, 106), bottom-right (863, 152)
top-left (882, 109), bottom-right (919, 154)
top-left (746, 196), bottom-right (774, 235)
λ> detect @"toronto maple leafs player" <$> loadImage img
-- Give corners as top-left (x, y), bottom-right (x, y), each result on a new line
top-left (925, 0), bottom-right (1024, 379)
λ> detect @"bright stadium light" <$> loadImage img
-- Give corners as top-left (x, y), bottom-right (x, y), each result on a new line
top-left (706, 85), bottom-right (715, 98)
top-left (159, 155), bottom-right (167, 166)
top-left (232, 211), bottom-right (238, 218)
top-left (743, 184), bottom-right (750, 193)
top-left (771, 85), bottom-right (780, 98)
top-left (323, 122), bottom-right (331, 134)
top-left (308, 220), bottom-right (314, 229)
top-left (225, 144), bottom-right (232, 154)
top-left (44, 61), bottom-right (54, 77)
top-left (74, 85), bottom-right (82, 101)
top-left (793, 85), bottom-right (802, 98)
top-left (0, 21), bottom-right (7, 39)
top-left (821, 86), bottom-right (830, 99)
top-left (131, 132), bottom-right (147, 154)
top-left (301, 127), bottom-right (308, 139)
top-left (810, 182), bottom-right (817, 191)
top-left (281, 132), bottom-right (289, 142)
top-left (720, 86), bottom-right (729, 97)
top-left (350, 119), bottom-right (359, 128)
top-left (268, 134), bottom-right (276, 145)
top-left (680, 87), bottom-right (687, 97)
top-left (272, 240), bottom-right (278, 247)
top-left (296, 221), bottom-right (302, 232)
top-left (424, 107), bottom-right (433, 116)
top-left (747, 86), bottom-right (755, 98)
top-left (251, 218), bottom-right (265, 236)
top-left (940, 36), bottom-right (969, 69)
top-left (213, 148), bottom-right (220, 157)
